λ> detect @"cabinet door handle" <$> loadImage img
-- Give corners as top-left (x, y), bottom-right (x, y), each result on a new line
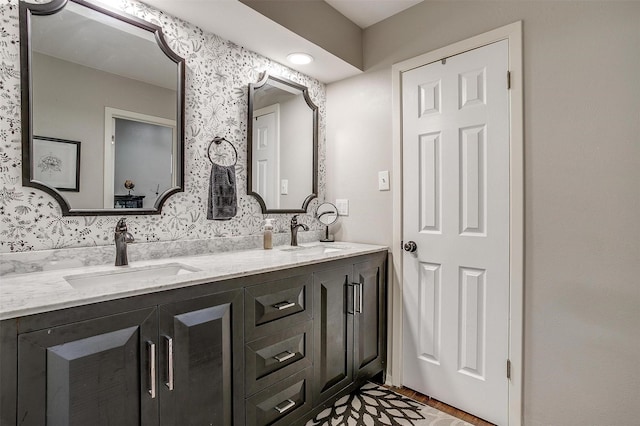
top-left (273, 350), bottom-right (296, 363)
top-left (350, 283), bottom-right (361, 314)
top-left (165, 336), bottom-right (174, 391)
top-left (273, 301), bottom-right (295, 310)
top-left (274, 399), bottom-right (296, 414)
top-left (147, 341), bottom-right (156, 399)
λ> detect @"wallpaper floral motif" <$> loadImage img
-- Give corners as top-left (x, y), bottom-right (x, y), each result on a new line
top-left (0, 0), bottom-right (326, 253)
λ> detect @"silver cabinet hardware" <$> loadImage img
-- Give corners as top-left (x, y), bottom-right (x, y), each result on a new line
top-left (147, 341), bottom-right (156, 398)
top-left (350, 283), bottom-right (362, 314)
top-left (274, 351), bottom-right (296, 363)
top-left (353, 283), bottom-right (357, 314)
top-left (274, 399), bottom-right (296, 414)
top-left (273, 301), bottom-right (295, 310)
top-left (165, 336), bottom-right (174, 390)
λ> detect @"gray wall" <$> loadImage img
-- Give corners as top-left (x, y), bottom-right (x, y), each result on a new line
top-left (32, 53), bottom-right (176, 209)
top-left (327, 1), bottom-right (640, 425)
top-left (279, 95), bottom-right (313, 209)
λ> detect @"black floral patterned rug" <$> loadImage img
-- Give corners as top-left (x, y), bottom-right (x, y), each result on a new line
top-left (305, 382), bottom-right (472, 426)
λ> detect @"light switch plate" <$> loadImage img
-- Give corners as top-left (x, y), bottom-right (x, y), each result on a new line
top-left (336, 199), bottom-right (349, 216)
top-left (280, 179), bottom-right (288, 195)
top-left (378, 170), bottom-right (390, 191)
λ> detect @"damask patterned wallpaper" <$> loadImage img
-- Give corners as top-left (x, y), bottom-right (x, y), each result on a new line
top-left (0, 0), bottom-right (326, 253)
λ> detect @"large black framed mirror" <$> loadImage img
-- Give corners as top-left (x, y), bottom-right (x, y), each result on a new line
top-left (247, 73), bottom-right (318, 213)
top-left (20, 0), bottom-right (185, 215)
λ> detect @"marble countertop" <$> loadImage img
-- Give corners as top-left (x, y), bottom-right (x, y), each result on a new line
top-left (0, 242), bottom-right (387, 320)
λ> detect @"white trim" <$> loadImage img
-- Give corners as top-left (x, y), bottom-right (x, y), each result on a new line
top-left (391, 21), bottom-right (524, 425)
top-left (103, 107), bottom-right (177, 209)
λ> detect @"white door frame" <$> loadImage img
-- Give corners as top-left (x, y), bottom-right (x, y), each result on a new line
top-left (253, 104), bottom-right (281, 208)
top-left (390, 21), bottom-right (524, 425)
top-left (103, 107), bottom-right (177, 209)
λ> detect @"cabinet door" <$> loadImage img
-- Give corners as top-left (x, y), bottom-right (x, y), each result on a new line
top-left (353, 253), bottom-right (387, 381)
top-left (17, 307), bottom-right (158, 426)
top-left (312, 264), bottom-right (354, 405)
top-left (158, 290), bottom-right (244, 426)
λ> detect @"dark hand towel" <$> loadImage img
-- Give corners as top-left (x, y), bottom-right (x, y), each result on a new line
top-left (207, 163), bottom-right (237, 220)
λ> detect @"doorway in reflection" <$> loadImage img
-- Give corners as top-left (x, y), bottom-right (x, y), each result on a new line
top-left (113, 118), bottom-right (174, 209)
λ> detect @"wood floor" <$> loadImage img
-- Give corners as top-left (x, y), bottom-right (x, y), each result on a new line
top-left (386, 385), bottom-right (495, 426)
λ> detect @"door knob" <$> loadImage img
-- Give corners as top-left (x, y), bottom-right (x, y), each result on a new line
top-left (403, 241), bottom-right (417, 253)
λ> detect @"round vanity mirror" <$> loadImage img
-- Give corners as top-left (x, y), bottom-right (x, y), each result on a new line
top-left (316, 202), bottom-right (338, 242)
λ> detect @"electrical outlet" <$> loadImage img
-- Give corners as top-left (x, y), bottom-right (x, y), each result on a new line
top-left (378, 170), bottom-right (390, 191)
top-left (336, 199), bottom-right (349, 216)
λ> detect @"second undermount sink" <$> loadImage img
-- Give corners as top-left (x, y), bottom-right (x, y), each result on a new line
top-left (279, 244), bottom-right (348, 254)
top-left (64, 263), bottom-right (200, 289)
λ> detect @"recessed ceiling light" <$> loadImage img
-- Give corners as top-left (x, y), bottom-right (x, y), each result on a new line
top-left (287, 53), bottom-right (314, 65)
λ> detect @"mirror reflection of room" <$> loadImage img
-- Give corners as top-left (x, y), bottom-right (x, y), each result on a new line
top-left (251, 78), bottom-right (314, 211)
top-left (29, 0), bottom-right (179, 210)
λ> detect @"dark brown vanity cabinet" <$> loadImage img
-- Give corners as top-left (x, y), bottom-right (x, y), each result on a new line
top-left (0, 250), bottom-right (387, 426)
top-left (12, 289), bottom-right (244, 426)
top-left (313, 253), bottom-right (387, 406)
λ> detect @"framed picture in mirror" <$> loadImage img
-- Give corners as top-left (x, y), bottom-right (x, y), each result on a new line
top-left (32, 136), bottom-right (81, 192)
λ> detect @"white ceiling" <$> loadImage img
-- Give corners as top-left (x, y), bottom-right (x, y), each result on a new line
top-left (140, 0), bottom-right (362, 83)
top-left (325, 0), bottom-right (423, 29)
top-left (138, 0), bottom-right (423, 83)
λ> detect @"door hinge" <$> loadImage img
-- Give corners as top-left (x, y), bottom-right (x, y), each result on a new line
top-left (507, 71), bottom-right (511, 90)
top-left (506, 359), bottom-right (512, 379)
top-left (400, 240), bottom-right (404, 251)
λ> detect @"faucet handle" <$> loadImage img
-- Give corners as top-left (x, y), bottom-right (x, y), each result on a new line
top-left (116, 217), bottom-right (128, 231)
top-left (291, 215), bottom-right (299, 225)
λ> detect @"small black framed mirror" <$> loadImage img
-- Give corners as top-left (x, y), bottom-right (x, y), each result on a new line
top-left (316, 202), bottom-right (338, 242)
top-left (19, 0), bottom-right (186, 215)
top-left (247, 73), bottom-right (318, 213)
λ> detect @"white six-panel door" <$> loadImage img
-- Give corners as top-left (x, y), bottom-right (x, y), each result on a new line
top-left (252, 105), bottom-right (280, 208)
top-left (402, 40), bottom-right (510, 425)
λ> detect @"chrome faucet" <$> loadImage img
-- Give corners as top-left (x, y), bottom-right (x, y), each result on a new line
top-left (290, 215), bottom-right (309, 246)
top-left (114, 218), bottom-right (134, 266)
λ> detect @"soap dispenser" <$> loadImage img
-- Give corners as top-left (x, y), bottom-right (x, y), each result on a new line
top-left (263, 218), bottom-right (274, 249)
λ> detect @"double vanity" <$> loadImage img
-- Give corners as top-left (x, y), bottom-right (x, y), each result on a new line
top-left (2, 0), bottom-right (387, 424)
top-left (0, 243), bottom-right (388, 425)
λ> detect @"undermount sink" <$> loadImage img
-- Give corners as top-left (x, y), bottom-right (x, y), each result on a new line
top-left (64, 263), bottom-right (200, 289)
top-left (279, 244), bottom-right (348, 254)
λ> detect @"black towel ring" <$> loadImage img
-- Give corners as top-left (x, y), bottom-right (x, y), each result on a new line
top-left (207, 136), bottom-right (238, 167)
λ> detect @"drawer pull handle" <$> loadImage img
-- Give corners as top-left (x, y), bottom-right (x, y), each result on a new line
top-left (274, 351), bottom-right (297, 363)
top-left (147, 341), bottom-right (156, 399)
top-left (273, 301), bottom-right (295, 310)
top-left (274, 399), bottom-right (296, 414)
top-left (165, 336), bottom-right (174, 391)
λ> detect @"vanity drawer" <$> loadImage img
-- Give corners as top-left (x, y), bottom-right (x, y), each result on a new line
top-left (245, 367), bottom-right (312, 426)
top-left (245, 321), bottom-right (312, 396)
top-left (245, 274), bottom-right (312, 340)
